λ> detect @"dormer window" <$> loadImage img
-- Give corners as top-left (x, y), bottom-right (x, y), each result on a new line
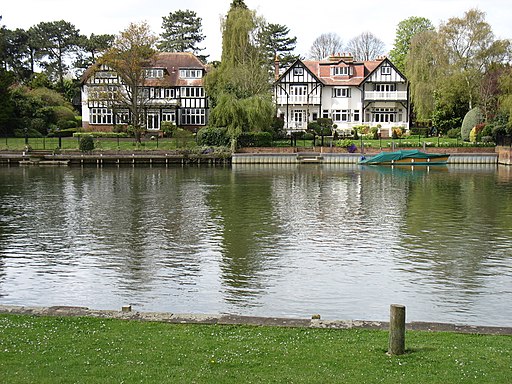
top-left (179, 69), bottom-right (202, 79)
top-left (145, 69), bottom-right (164, 78)
top-left (332, 66), bottom-right (353, 76)
top-left (293, 67), bottom-right (304, 76)
top-left (381, 66), bottom-right (391, 75)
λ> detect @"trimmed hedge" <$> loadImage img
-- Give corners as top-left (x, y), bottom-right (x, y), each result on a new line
top-left (237, 132), bottom-right (273, 147)
top-left (73, 132), bottom-right (131, 138)
top-left (197, 127), bottom-right (230, 147)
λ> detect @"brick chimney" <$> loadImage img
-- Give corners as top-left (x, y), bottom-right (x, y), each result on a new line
top-left (274, 54), bottom-right (280, 79)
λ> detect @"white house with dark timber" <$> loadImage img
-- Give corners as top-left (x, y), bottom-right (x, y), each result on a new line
top-left (81, 52), bottom-right (208, 133)
top-left (274, 53), bottom-right (410, 137)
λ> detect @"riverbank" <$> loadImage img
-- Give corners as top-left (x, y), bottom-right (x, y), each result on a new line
top-left (0, 146), bottom-right (505, 166)
top-left (1, 306), bottom-right (511, 383)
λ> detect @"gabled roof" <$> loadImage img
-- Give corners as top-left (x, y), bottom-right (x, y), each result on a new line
top-left (81, 52), bottom-right (207, 87)
top-left (275, 58), bottom-right (322, 84)
top-left (276, 56), bottom-right (404, 87)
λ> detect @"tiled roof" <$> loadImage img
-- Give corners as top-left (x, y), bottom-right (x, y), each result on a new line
top-left (302, 58), bottom-right (385, 86)
top-left (82, 52), bottom-right (206, 87)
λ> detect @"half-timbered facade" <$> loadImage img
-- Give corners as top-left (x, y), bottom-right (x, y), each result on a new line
top-left (81, 52), bottom-right (208, 132)
top-left (274, 54), bottom-right (409, 137)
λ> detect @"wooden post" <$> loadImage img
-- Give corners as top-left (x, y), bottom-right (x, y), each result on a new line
top-left (388, 304), bottom-right (406, 355)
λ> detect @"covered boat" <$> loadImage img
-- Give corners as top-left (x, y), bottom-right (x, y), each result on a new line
top-left (359, 150), bottom-right (449, 165)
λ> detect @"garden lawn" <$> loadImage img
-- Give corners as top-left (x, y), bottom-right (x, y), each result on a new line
top-left (0, 314), bottom-right (510, 383)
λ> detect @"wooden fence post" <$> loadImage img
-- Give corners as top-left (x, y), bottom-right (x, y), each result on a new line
top-left (388, 304), bottom-right (406, 355)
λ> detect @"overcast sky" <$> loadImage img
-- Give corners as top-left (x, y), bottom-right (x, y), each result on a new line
top-left (2, 0), bottom-right (511, 61)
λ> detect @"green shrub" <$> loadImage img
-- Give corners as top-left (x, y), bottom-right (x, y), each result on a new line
top-left (237, 132), bottom-right (273, 147)
top-left (30, 118), bottom-right (48, 135)
top-left (79, 136), bottom-right (95, 152)
top-left (73, 132), bottom-right (130, 138)
top-left (161, 121), bottom-right (177, 137)
top-left (446, 128), bottom-right (461, 138)
top-left (197, 127), bottom-right (230, 147)
top-left (13, 128), bottom-right (43, 138)
top-left (461, 107), bottom-right (483, 141)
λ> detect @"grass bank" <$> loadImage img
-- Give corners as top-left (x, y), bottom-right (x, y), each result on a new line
top-left (0, 314), bottom-right (510, 383)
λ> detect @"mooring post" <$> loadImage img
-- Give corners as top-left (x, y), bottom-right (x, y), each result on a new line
top-left (388, 304), bottom-right (406, 355)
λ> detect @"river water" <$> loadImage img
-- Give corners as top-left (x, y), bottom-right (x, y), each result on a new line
top-left (0, 164), bottom-right (511, 326)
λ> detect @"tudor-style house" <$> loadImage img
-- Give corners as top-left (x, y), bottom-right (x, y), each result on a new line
top-left (274, 53), bottom-right (409, 137)
top-left (81, 52), bottom-right (208, 133)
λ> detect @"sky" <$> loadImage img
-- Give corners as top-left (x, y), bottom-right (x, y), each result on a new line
top-left (2, 0), bottom-right (511, 61)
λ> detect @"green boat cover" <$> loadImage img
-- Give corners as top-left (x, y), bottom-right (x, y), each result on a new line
top-left (359, 150), bottom-right (448, 164)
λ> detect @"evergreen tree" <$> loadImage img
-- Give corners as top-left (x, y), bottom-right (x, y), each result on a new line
top-left (28, 20), bottom-right (81, 91)
top-left (158, 10), bottom-right (207, 61)
top-left (75, 33), bottom-right (115, 71)
top-left (258, 23), bottom-right (298, 70)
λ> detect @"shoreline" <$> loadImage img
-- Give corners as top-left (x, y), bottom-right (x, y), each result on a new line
top-left (1, 305), bottom-right (511, 336)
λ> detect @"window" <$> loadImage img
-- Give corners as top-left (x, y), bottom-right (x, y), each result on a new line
top-left (312, 112), bottom-right (318, 121)
top-left (145, 69), bottom-right (164, 78)
top-left (372, 107), bottom-right (396, 123)
top-left (162, 110), bottom-right (176, 123)
top-left (375, 84), bottom-right (396, 92)
top-left (322, 109), bottom-right (329, 118)
top-left (179, 69), bottom-right (202, 79)
top-left (290, 85), bottom-right (307, 96)
top-left (332, 66), bottom-right (352, 76)
top-left (164, 88), bottom-right (175, 99)
top-left (147, 111), bottom-right (160, 130)
top-left (332, 109), bottom-right (351, 122)
top-left (333, 88), bottom-right (351, 98)
top-left (88, 85), bottom-right (118, 100)
top-left (90, 108), bottom-right (112, 125)
top-left (180, 87), bottom-right (205, 98)
top-left (353, 110), bottom-right (360, 122)
top-left (149, 88), bottom-right (164, 99)
top-left (381, 66), bottom-right (391, 75)
top-left (181, 108), bottom-right (206, 125)
top-left (293, 67), bottom-right (304, 76)
top-left (115, 109), bottom-right (130, 124)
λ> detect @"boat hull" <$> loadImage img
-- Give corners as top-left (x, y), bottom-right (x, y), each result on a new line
top-left (359, 150), bottom-right (449, 165)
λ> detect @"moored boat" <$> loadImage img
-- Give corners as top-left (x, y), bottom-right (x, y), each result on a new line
top-left (359, 150), bottom-right (449, 165)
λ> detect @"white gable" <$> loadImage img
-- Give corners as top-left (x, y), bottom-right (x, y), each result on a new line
top-left (366, 61), bottom-right (406, 83)
top-left (279, 62), bottom-right (319, 84)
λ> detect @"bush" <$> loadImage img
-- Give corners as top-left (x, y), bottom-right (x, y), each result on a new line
top-left (79, 136), bottom-right (94, 152)
top-left (13, 128), bottom-right (43, 138)
top-left (461, 107), bottom-right (483, 141)
top-left (57, 119), bottom-right (78, 130)
top-left (161, 121), bottom-right (177, 138)
top-left (237, 132), bottom-right (273, 147)
top-left (392, 127), bottom-right (403, 139)
top-left (30, 118), bottom-right (47, 135)
top-left (197, 127), bottom-right (230, 147)
top-left (73, 132), bottom-right (130, 138)
top-left (446, 128), bottom-right (461, 139)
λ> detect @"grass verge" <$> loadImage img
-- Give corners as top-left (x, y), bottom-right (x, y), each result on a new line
top-left (0, 314), bottom-right (510, 383)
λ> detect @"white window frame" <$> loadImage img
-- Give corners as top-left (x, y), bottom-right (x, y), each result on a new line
top-left (180, 87), bottom-right (205, 98)
top-left (293, 67), bottom-right (304, 76)
top-left (179, 69), bottom-right (203, 79)
top-left (332, 66), bottom-right (352, 76)
top-left (90, 108), bottom-right (113, 125)
top-left (180, 108), bottom-right (206, 125)
top-left (381, 66), bottom-right (392, 75)
top-left (333, 88), bottom-right (351, 98)
top-left (145, 69), bottom-right (164, 79)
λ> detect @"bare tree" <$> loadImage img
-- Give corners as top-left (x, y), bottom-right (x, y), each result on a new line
top-left (308, 33), bottom-right (343, 60)
top-left (346, 31), bottom-right (385, 61)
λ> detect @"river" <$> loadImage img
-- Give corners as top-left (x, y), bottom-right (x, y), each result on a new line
top-left (0, 164), bottom-right (511, 326)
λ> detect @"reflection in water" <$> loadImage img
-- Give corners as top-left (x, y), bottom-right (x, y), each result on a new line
top-left (0, 164), bottom-right (511, 326)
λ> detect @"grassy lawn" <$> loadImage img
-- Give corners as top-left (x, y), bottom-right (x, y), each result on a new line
top-left (0, 137), bottom-right (198, 151)
top-left (0, 314), bottom-right (510, 383)
top-left (1, 136), bottom-right (493, 152)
